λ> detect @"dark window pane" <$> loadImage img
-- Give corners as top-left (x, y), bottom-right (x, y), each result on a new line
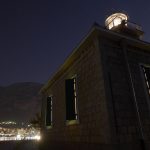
top-left (46, 97), bottom-right (52, 126)
top-left (65, 79), bottom-right (76, 120)
top-left (144, 67), bottom-right (150, 86)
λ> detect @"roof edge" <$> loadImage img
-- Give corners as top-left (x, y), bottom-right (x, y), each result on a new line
top-left (40, 24), bottom-right (150, 94)
top-left (40, 24), bottom-right (100, 93)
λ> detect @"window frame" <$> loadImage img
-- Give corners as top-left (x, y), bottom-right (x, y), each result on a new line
top-left (140, 64), bottom-right (150, 93)
top-left (65, 75), bottom-right (79, 125)
top-left (140, 64), bottom-right (150, 111)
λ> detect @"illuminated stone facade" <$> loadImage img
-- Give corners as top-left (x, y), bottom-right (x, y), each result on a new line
top-left (40, 24), bottom-right (150, 150)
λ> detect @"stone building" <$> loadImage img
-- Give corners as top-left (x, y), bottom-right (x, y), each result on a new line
top-left (40, 13), bottom-right (150, 150)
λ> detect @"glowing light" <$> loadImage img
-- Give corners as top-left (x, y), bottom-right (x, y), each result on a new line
top-left (0, 125), bottom-right (41, 141)
top-left (0, 121), bottom-right (16, 125)
top-left (105, 13), bottom-right (128, 30)
top-left (34, 135), bottom-right (41, 140)
top-left (114, 17), bottom-right (122, 26)
top-left (16, 134), bottom-right (21, 140)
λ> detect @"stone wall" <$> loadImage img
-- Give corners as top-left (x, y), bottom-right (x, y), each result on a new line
top-left (41, 38), bottom-right (111, 149)
top-left (101, 37), bottom-right (150, 149)
top-left (40, 32), bottom-right (150, 150)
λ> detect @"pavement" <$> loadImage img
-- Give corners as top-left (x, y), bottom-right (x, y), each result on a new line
top-left (0, 140), bottom-right (39, 150)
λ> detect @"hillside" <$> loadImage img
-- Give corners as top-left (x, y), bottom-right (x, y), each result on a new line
top-left (0, 82), bottom-right (43, 123)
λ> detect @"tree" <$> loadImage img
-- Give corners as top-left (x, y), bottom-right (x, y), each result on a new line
top-left (30, 113), bottom-right (42, 128)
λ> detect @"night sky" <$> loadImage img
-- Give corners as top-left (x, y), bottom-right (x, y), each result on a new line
top-left (0, 0), bottom-right (150, 86)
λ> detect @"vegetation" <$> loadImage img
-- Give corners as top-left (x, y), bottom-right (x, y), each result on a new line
top-left (30, 113), bottom-right (42, 129)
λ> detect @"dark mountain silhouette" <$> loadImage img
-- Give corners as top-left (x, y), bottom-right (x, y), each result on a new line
top-left (0, 82), bottom-right (43, 123)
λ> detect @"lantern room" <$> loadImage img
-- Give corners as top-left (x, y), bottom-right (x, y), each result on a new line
top-left (105, 12), bottom-right (144, 39)
top-left (105, 13), bottom-right (128, 30)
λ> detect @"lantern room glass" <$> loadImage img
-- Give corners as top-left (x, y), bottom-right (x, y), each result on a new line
top-left (105, 13), bottom-right (128, 30)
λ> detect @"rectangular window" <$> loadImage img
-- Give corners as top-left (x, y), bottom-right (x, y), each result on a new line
top-left (141, 65), bottom-right (150, 94)
top-left (46, 96), bottom-right (52, 126)
top-left (65, 77), bottom-right (78, 121)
